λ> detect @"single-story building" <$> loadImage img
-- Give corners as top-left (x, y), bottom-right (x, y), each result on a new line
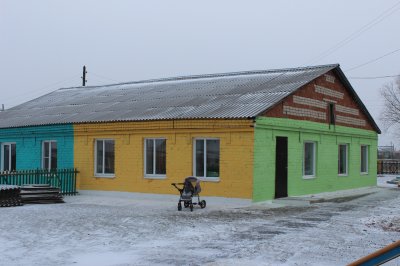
top-left (0, 64), bottom-right (380, 201)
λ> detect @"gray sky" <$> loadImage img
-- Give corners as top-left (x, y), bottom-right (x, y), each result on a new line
top-left (1, 0), bottom-right (399, 145)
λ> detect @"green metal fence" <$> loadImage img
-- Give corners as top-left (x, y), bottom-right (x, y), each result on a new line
top-left (0, 168), bottom-right (78, 195)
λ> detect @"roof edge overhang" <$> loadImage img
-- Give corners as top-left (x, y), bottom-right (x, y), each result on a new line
top-left (0, 117), bottom-right (256, 130)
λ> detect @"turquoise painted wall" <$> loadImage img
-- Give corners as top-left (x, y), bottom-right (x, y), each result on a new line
top-left (253, 117), bottom-right (378, 202)
top-left (0, 125), bottom-right (74, 170)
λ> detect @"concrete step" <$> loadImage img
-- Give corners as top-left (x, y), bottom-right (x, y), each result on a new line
top-left (272, 187), bottom-right (380, 206)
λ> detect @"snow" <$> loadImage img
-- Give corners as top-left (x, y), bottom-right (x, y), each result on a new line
top-left (0, 176), bottom-right (399, 266)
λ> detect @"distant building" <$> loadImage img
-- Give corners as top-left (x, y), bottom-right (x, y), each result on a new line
top-left (378, 145), bottom-right (395, 160)
top-left (0, 64), bottom-right (380, 201)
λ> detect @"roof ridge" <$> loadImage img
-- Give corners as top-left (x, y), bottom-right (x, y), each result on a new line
top-left (59, 64), bottom-right (339, 91)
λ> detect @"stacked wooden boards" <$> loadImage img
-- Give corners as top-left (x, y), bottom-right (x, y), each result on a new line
top-left (0, 185), bottom-right (22, 207)
top-left (0, 184), bottom-right (64, 207)
top-left (20, 184), bottom-right (64, 204)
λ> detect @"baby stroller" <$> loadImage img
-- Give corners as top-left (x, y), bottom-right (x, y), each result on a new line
top-left (171, 176), bottom-right (206, 211)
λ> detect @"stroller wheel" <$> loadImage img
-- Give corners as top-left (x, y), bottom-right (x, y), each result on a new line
top-left (200, 200), bottom-right (206, 209)
top-left (190, 203), bottom-right (193, 212)
top-left (184, 202), bottom-right (189, 208)
top-left (178, 203), bottom-right (182, 211)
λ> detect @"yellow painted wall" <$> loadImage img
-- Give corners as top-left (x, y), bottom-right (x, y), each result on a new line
top-left (74, 119), bottom-right (254, 198)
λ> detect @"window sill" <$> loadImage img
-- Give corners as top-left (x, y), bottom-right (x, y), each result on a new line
top-left (338, 174), bottom-right (348, 177)
top-left (94, 174), bottom-right (115, 178)
top-left (198, 177), bottom-right (220, 182)
top-left (360, 172), bottom-right (369, 175)
top-left (144, 175), bottom-right (167, 180)
top-left (302, 176), bottom-right (316, 180)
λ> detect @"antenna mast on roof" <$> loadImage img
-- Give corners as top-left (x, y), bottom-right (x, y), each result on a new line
top-left (81, 65), bottom-right (87, 86)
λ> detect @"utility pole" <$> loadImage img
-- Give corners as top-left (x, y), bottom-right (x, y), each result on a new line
top-left (81, 65), bottom-right (87, 86)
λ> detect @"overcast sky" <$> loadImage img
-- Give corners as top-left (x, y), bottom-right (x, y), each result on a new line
top-left (1, 0), bottom-right (399, 145)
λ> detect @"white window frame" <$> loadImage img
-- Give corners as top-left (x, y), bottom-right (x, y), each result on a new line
top-left (360, 145), bottom-right (369, 174)
top-left (338, 143), bottom-right (348, 176)
top-left (1, 142), bottom-right (16, 171)
top-left (303, 141), bottom-right (316, 179)
top-left (144, 138), bottom-right (167, 179)
top-left (42, 140), bottom-right (57, 170)
top-left (193, 138), bottom-right (220, 182)
top-left (94, 139), bottom-right (115, 178)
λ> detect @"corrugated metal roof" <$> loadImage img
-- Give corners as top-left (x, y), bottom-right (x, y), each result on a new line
top-left (0, 64), bottom-right (340, 128)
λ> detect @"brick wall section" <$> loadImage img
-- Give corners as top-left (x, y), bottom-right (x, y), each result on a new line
top-left (263, 70), bottom-right (375, 131)
top-left (293, 95), bottom-right (327, 109)
top-left (74, 119), bottom-right (254, 199)
top-left (283, 106), bottom-right (326, 120)
top-left (336, 115), bottom-right (366, 127)
top-left (0, 125), bottom-right (74, 170)
top-left (336, 105), bottom-right (359, 116)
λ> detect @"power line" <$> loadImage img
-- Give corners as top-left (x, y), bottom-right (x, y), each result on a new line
top-left (87, 76), bottom-right (116, 84)
top-left (88, 71), bottom-right (120, 83)
top-left (345, 48), bottom-right (400, 72)
top-left (3, 75), bottom-right (79, 107)
top-left (306, 1), bottom-right (400, 64)
top-left (349, 74), bottom-right (400, 80)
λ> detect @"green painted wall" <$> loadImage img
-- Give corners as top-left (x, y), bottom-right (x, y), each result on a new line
top-left (253, 117), bottom-right (378, 202)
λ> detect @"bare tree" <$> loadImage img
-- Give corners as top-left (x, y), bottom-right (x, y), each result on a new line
top-left (380, 76), bottom-right (400, 130)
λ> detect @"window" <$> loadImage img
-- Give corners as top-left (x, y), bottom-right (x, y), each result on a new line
top-left (95, 139), bottom-right (115, 177)
top-left (42, 141), bottom-right (57, 170)
top-left (144, 138), bottom-right (166, 178)
top-left (1, 143), bottom-right (16, 171)
top-left (303, 142), bottom-right (316, 177)
top-left (338, 144), bottom-right (348, 175)
top-left (329, 103), bottom-right (335, 125)
top-left (194, 138), bottom-right (220, 180)
top-left (361, 145), bottom-right (368, 174)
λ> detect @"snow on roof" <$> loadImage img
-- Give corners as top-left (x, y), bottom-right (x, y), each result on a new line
top-left (0, 64), bottom-right (339, 128)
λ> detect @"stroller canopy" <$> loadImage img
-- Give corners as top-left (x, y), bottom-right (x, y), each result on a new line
top-left (184, 176), bottom-right (201, 195)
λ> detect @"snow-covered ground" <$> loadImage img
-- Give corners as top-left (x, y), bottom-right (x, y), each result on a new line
top-left (0, 176), bottom-right (399, 266)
